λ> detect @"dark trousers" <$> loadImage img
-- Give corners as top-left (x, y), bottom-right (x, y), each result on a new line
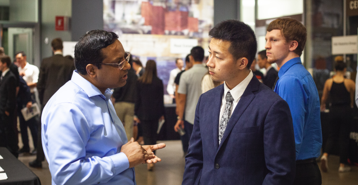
top-left (0, 112), bottom-right (19, 157)
top-left (323, 106), bottom-right (352, 164)
top-left (181, 120), bottom-right (193, 154)
top-left (141, 120), bottom-right (159, 154)
top-left (293, 159), bottom-right (322, 185)
top-left (18, 111), bottom-right (38, 150)
top-left (34, 114), bottom-right (45, 162)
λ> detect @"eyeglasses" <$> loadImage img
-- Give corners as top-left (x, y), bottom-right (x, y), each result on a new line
top-left (100, 52), bottom-right (130, 70)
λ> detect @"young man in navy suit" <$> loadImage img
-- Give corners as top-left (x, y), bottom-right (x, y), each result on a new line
top-left (182, 20), bottom-right (296, 185)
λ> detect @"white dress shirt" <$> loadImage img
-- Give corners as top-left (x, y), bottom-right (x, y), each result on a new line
top-left (18, 62), bottom-right (39, 93)
top-left (219, 71), bottom-right (253, 121)
top-left (167, 68), bottom-right (181, 95)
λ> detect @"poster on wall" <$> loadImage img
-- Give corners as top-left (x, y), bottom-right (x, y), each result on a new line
top-left (103, 0), bottom-right (213, 99)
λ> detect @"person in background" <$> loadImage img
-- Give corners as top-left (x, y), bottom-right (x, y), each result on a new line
top-left (257, 50), bottom-right (278, 89)
top-left (356, 65), bottom-right (358, 107)
top-left (0, 55), bottom-right (18, 157)
top-left (16, 51), bottom-right (40, 155)
top-left (113, 54), bottom-right (138, 141)
top-left (266, 18), bottom-right (322, 185)
top-left (42, 30), bottom-right (165, 184)
top-left (250, 58), bottom-right (264, 83)
top-left (320, 61), bottom-right (355, 172)
top-left (174, 54), bottom-right (192, 110)
top-left (167, 58), bottom-right (183, 103)
top-left (0, 47), bottom-right (20, 153)
top-left (134, 60), bottom-right (165, 171)
top-left (173, 54), bottom-right (192, 155)
top-left (30, 38), bottom-right (75, 168)
top-left (131, 58), bottom-right (144, 144)
top-left (132, 58), bottom-right (144, 77)
top-left (201, 71), bottom-right (223, 93)
top-left (174, 46), bottom-right (207, 156)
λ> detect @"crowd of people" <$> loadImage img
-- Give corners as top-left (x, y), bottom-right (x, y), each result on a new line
top-left (0, 17), bottom-right (356, 185)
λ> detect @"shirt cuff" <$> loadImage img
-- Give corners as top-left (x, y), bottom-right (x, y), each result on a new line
top-left (110, 152), bottom-right (130, 174)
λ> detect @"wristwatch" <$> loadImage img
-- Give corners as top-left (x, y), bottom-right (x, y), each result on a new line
top-left (177, 116), bottom-right (182, 120)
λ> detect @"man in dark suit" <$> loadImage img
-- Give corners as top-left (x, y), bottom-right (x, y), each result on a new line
top-left (0, 55), bottom-right (18, 157)
top-left (182, 20), bottom-right (296, 185)
top-left (29, 38), bottom-right (75, 168)
top-left (257, 50), bottom-right (278, 89)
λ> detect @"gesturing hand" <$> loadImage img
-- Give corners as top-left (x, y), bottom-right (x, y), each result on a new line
top-left (142, 143), bottom-right (166, 164)
top-left (121, 138), bottom-right (147, 168)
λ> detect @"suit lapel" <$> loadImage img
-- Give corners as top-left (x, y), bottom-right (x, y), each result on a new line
top-left (216, 77), bottom-right (260, 153)
top-left (211, 85), bottom-right (224, 150)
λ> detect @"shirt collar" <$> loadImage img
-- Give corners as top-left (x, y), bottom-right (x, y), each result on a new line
top-left (19, 62), bottom-right (28, 70)
top-left (192, 64), bottom-right (204, 68)
top-left (71, 71), bottom-right (113, 100)
top-left (278, 57), bottom-right (302, 78)
top-left (1, 68), bottom-right (9, 77)
top-left (223, 70), bottom-right (253, 102)
top-left (54, 51), bottom-right (63, 55)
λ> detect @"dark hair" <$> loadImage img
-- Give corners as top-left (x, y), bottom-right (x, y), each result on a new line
top-left (0, 55), bottom-right (11, 67)
top-left (15, 51), bottom-right (26, 57)
top-left (209, 20), bottom-right (257, 69)
top-left (190, 46), bottom-right (205, 62)
top-left (334, 61), bottom-right (346, 71)
top-left (132, 58), bottom-right (143, 67)
top-left (258, 50), bottom-right (267, 59)
top-left (65, 55), bottom-right (74, 61)
top-left (175, 58), bottom-right (183, 64)
top-left (185, 54), bottom-right (190, 63)
top-left (267, 18), bottom-right (306, 56)
top-left (51, 38), bottom-right (63, 50)
top-left (139, 60), bottom-right (157, 84)
top-left (0, 47), bottom-right (4, 56)
top-left (75, 30), bottom-right (119, 75)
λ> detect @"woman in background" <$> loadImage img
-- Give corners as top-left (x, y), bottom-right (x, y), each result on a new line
top-left (134, 60), bottom-right (165, 171)
top-left (320, 60), bottom-right (355, 172)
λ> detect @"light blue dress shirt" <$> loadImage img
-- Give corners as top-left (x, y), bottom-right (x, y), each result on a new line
top-left (42, 71), bottom-right (135, 185)
top-left (274, 57), bottom-right (322, 160)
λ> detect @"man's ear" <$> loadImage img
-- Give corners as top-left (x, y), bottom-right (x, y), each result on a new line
top-left (288, 40), bottom-right (299, 52)
top-left (85, 64), bottom-right (97, 78)
top-left (236, 57), bottom-right (249, 70)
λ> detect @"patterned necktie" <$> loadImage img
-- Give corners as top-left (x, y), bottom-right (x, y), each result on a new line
top-left (219, 91), bottom-right (234, 144)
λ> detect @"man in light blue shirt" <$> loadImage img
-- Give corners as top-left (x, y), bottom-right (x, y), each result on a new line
top-left (42, 30), bottom-right (165, 185)
top-left (266, 18), bottom-right (322, 185)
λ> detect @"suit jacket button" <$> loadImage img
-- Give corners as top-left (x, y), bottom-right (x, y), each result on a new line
top-left (215, 163), bottom-right (220, 169)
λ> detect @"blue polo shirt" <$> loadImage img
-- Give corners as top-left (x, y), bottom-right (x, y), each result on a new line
top-left (274, 57), bottom-right (322, 160)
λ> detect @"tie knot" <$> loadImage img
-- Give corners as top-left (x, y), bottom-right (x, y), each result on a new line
top-left (226, 92), bottom-right (234, 102)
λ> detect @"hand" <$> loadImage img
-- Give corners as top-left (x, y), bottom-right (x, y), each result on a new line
top-left (142, 143), bottom-right (166, 164)
top-left (20, 71), bottom-right (25, 76)
top-left (26, 102), bottom-right (33, 109)
top-left (320, 104), bottom-right (325, 112)
top-left (134, 117), bottom-right (140, 123)
top-left (159, 116), bottom-right (164, 122)
top-left (4, 111), bottom-right (9, 116)
top-left (121, 138), bottom-right (147, 168)
top-left (174, 119), bottom-right (184, 132)
top-left (169, 94), bottom-right (175, 99)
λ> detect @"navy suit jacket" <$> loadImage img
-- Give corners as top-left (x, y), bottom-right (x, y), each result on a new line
top-left (263, 67), bottom-right (278, 89)
top-left (182, 76), bottom-right (296, 185)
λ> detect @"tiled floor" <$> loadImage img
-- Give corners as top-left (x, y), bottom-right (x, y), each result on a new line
top-left (14, 126), bottom-right (358, 185)
top-left (16, 140), bottom-right (357, 185)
